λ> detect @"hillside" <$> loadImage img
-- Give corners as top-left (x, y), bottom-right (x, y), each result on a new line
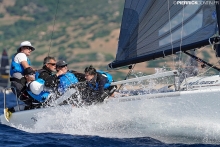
top-left (0, 0), bottom-right (127, 79)
top-left (0, 0), bottom-right (219, 80)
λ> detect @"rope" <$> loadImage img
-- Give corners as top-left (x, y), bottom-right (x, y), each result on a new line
top-left (48, 0), bottom-right (60, 56)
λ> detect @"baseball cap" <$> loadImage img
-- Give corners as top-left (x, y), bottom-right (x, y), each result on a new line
top-left (56, 60), bottom-right (68, 67)
top-left (24, 67), bottom-right (35, 75)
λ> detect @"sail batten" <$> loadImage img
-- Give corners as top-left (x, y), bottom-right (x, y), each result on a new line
top-left (109, 0), bottom-right (219, 69)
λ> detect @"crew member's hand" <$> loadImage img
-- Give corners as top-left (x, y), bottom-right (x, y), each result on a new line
top-left (56, 70), bottom-right (65, 76)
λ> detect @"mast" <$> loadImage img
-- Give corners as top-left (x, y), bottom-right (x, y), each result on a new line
top-left (216, 0), bottom-right (220, 34)
top-left (214, 0), bottom-right (220, 57)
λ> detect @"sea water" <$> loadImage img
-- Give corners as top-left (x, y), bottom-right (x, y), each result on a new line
top-left (0, 93), bottom-right (220, 147)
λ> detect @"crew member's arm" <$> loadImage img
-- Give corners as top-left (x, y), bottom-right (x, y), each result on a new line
top-left (38, 72), bottom-right (59, 88)
top-left (21, 61), bottom-right (30, 69)
top-left (97, 76), bottom-right (108, 101)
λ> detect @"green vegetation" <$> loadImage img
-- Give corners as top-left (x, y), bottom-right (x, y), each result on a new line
top-left (58, 46), bottom-right (66, 51)
top-left (202, 50), bottom-right (211, 62)
top-left (69, 52), bottom-right (97, 62)
top-left (67, 52), bottom-right (114, 63)
top-left (2, 0), bottom-right (123, 41)
top-left (105, 54), bottom-right (114, 61)
top-left (67, 41), bottom-right (90, 49)
top-left (31, 60), bottom-right (42, 67)
top-left (0, 0), bottom-right (124, 70)
top-left (81, 22), bottom-right (97, 30)
top-left (111, 71), bottom-right (127, 81)
top-left (58, 39), bottom-right (68, 45)
top-left (0, 13), bottom-right (4, 18)
top-left (147, 58), bottom-right (167, 68)
top-left (89, 30), bottom-right (111, 41)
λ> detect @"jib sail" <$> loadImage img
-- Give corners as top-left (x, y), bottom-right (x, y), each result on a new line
top-left (109, 0), bottom-right (220, 69)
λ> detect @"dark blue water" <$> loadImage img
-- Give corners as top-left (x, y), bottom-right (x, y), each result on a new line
top-left (0, 93), bottom-right (219, 147)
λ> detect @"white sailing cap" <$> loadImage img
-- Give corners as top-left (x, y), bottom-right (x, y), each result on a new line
top-left (29, 81), bottom-right (44, 95)
top-left (17, 41), bottom-right (35, 52)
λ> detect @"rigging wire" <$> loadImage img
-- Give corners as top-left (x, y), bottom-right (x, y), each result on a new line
top-left (117, 64), bottom-right (136, 91)
top-left (178, 3), bottom-right (185, 70)
top-left (167, 1), bottom-right (186, 71)
top-left (167, 0), bottom-right (175, 70)
top-left (48, 0), bottom-right (60, 56)
top-left (184, 60), bottom-right (220, 90)
top-left (197, 60), bottom-right (220, 76)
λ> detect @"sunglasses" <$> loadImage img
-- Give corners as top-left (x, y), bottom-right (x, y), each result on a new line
top-left (23, 46), bottom-right (33, 50)
top-left (28, 73), bottom-right (35, 76)
top-left (47, 63), bottom-right (56, 66)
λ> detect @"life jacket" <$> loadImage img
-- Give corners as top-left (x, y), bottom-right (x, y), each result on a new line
top-left (10, 53), bottom-right (31, 76)
top-left (89, 70), bottom-right (113, 90)
top-left (35, 70), bottom-right (41, 79)
top-left (69, 70), bottom-right (86, 82)
top-left (58, 72), bottom-right (78, 94)
top-left (26, 78), bottom-right (50, 103)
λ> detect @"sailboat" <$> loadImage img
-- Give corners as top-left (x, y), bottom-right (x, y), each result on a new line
top-left (0, 49), bottom-right (10, 91)
top-left (1, 0), bottom-right (220, 143)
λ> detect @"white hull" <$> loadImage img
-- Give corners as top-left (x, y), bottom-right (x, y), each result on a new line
top-left (1, 85), bottom-right (220, 143)
top-left (110, 87), bottom-right (220, 143)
